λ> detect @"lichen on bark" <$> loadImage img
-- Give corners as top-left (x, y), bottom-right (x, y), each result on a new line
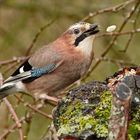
top-left (53, 81), bottom-right (111, 139)
top-left (53, 67), bottom-right (140, 140)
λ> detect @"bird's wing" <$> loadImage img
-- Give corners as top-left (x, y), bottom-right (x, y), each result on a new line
top-left (4, 43), bottom-right (63, 84)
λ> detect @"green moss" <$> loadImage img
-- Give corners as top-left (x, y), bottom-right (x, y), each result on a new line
top-left (54, 82), bottom-right (140, 139)
top-left (93, 91), bottom-right (112, 137)
top-left (95, 91), bottom-right (112, 120)
top-left (128, 121), bottom-right (140, 140)
top-left (56, 91), bottom-right (112, 138)
top-left (128, 108), bottom-right (140, 140)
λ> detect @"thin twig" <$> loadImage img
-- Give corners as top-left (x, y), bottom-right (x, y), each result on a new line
top-left (119, 6), bottom-right (140, 52)
top-left (95, 57), bottom-right (136, 67)
top-left (84, 0), bottom-right (140, 80)
top-left (0, 117), bottom-right (25, 140)
top-left (3, 98), bottom-right (24, 140)
top-left (119, 33), bottom-right (134, 52)
top-left (82, 0), bottom-right (137, 21)
top-left (25, 19), bottom-right (56, 56)
top-left (97, 28), bottom-right (140, 37)
top-left (0, 56), bottom-right (28, 67)
top-left (15, 95), bottom-right (53, 119)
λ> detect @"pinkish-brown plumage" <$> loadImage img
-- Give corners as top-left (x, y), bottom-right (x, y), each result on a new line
top-left (0, 22), bottom-right (99, 99)
top-left (25, 36), bottom-right (93, 96)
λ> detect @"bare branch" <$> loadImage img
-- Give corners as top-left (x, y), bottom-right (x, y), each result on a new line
top-left (84, 0), bottom-right (140, 80)
top-left (25, 19), bottom-right (56, 56)
top-left (82, 0), bottom-right (137, 21)
top-left (3, 98), bottom-right (24, 140)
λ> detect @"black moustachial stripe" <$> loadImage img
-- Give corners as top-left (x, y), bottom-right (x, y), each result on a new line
top-left (74, 33), bottom-right (87, 46)
top-left (74, 24), bottom-right (99, 47)
top-left (12, 60), bottom-right (32, 76)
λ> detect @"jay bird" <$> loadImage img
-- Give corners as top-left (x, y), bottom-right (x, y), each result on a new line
top-left (0, 22), bottom-right (99, 100)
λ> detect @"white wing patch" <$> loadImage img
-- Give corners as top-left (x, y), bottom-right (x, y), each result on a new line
top-left (19, 66), bottom-right (24, 73)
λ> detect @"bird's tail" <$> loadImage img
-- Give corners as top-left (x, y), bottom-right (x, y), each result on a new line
top-left (0, 71), bottom-right (31, 100)
top-left (0, 82), bottom-right (17, 100)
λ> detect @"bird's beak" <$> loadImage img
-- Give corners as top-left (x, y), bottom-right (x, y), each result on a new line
top-left (74, 23), bottom-right (99, 46)
top-left (83, 24), bottom-right (99, 37)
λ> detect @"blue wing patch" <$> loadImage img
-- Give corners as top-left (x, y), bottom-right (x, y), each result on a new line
top-left (8, 60), bottom-right (56, 83)
top-left (11, 60), bottom-right (57, 83)
top-left (22, 63), bottom-right (56, 83)
top-left (31, 64), bottom-right (56, 77)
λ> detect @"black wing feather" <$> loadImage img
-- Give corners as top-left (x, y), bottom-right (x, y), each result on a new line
top-left (11, 60), bottom-right (35, 83)
top-left (12, 60), bottom-right (32, 76)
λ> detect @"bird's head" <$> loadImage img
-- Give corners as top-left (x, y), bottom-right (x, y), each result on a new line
top-left (61, 22), bottom-right (99, 55)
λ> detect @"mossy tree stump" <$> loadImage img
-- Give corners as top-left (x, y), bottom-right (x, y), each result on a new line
top-left (53, 67), bottom-right (140, 140)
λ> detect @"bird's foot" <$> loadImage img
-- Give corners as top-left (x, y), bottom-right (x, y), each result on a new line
top-left (37, 93), bottom-right (59, 105)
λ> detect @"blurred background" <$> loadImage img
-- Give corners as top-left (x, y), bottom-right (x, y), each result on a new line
top-left (0, 0), bottom-right (139, 140)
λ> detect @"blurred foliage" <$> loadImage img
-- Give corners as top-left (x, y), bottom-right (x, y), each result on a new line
top-left (0, 0), bottom-right (140, 140)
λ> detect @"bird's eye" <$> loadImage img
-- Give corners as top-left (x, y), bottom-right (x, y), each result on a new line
top-left (73, 28), bottom-right (80, 34)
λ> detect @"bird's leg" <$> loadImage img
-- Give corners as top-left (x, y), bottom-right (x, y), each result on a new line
top-left (36, 93), bottom-right (60, 105)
